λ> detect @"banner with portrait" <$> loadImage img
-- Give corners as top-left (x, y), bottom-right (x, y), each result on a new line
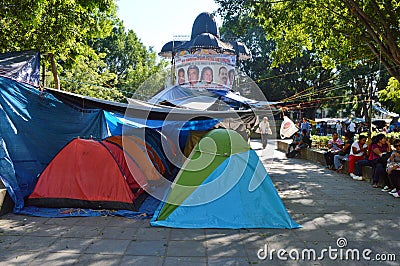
top-left (174, 54), bottom-right (236, 90)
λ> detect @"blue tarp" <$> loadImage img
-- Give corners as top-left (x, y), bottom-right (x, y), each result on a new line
top-left (148, 85), bottom-right (254, 110)
top-left (19, 195), bottom-right (161, 219)
top-left (0, 50), bottom-right (40, 86)
top-left (0, 76), bottom-right (108, 211)
top-left (151, 150), bottom-right (301, 229)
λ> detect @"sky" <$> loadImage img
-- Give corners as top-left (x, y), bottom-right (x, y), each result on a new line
top-left (116, 0), bottom-right (222, 54)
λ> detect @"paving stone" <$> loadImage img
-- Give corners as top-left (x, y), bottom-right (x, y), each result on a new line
top-left (124, 240), bottom-right (167, 256)
top-left (48, 238), bottom-right (93, 253)
top-left (23, 223), bottom-right (70, 237)
top-left (170, 228), bottom-right (206, 241)
top-left (29, 252), bottom-right (80, 266)
top-left (207, 240), bottom-right (246, 257)
top-left (0, 252), bottom-right (37, 265)
top-left (76, 254), bottom-right (122, 265)
top-left (62, 225), bottom-right (104, 238)
top-left (107, 217), bottom-right (152, 228)
top-left (8, 236), bottom-right (58, 252)
top-left (134, 227), bottom-right (170, 240)
top-left (164, 256), bottom-right (206, 266)
top-left (83, 239), bottom-right (130, 255)
top-left (120, 255), bottom-right (164, 265)
top-left (166, 240), bottom-right (206, 257)
top-left (208, 257), bottom-right (249, 266)
top-left (44, 217), bottom-right (81, 226)
top-left (100, 226), bottom-right (138, 239)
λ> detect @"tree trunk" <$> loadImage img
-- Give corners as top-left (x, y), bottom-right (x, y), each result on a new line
top-left (49, 53), bottom-right (60, 90)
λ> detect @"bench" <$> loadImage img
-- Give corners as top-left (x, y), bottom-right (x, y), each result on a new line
top-left (277, 140), bottom-right (380, 185)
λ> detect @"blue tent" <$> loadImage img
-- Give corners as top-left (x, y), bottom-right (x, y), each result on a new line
top-left (151, 129), bottom-right (300, 229)
top-left (0, 76), bottom-right (108, 211)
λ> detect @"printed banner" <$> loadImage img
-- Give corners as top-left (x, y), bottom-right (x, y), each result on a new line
top-left (175, 54), bottom-right (236, 90)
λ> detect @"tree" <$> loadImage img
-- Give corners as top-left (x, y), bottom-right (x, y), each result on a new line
top-left (1, 1), bottom-right (165, 102)
top-left (0, 0), bottom-right (116, 60)
top-left (0, 0), bottom-right (117, 89)
top-left (379, 77), bottom-right (400, 113)
top-left (215, 0), bottom-right (400, 81)
top-left (217, 3), bottom-right (337, 119)
top-left (89, 20), bottom-right (166, 98)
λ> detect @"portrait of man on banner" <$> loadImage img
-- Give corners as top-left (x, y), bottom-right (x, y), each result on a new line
top-left (175, 54), bottom-right (236, 90)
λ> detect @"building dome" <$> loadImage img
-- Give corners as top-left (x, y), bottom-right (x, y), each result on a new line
top-left (191, 12), bottom-right (219, 39)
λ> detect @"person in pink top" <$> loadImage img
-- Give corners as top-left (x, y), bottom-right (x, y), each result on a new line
top-left (353, 134), bottom-right (391, 188)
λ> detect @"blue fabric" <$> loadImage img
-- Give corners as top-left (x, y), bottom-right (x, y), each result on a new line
top-left (105, 110), bottom-right (219, 150)
top-left (151, 150), bottom-right (300, 229)
top-left (0, 76), bottom-right (108, 211)
top-left (18, 195), bottom-right (161, 219)
top-left (0, 50), bottom-right (40, 86)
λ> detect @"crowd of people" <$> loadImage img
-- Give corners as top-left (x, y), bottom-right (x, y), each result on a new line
top-left (285, 118), bottom-right (400, 198)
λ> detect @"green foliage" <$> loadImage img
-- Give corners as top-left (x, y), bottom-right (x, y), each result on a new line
top-left (216, 0), bottom-right (400, 81)
top-left (59, 53), bottom-right (125, 102)
top-left (1, 0), bottom-right (165, 102)
top-left (378, 77), bottom-right (400, 113)
top-left (90, 20), bottom-right (167, 98)
top-left (0, 0), bottom-right (116, 59)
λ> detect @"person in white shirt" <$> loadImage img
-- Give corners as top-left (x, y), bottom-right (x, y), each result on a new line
top-left (259, 116), bottom-right (272, 149)
top-left (336, 121), bottom-right (342, 136)
top-left (348, 121), bottom-right (356, 133)
top-left (348, 135), bottom-right (368, 180)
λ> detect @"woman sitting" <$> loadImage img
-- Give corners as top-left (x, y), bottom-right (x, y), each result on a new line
top-left (387, 139), bottom-right (400, 197)
top-left (349, 135), bottom-right (368, 180)
top-left (353, 134), bottom-right (391, 188)
top-left (333, 132), bottom-right (354, 172)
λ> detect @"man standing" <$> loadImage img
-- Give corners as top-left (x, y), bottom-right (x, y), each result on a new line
top-left (348, 120), bottom-right (356, 134)
top-left (336, 121), bottom-right (342, 136)
top-left (259, 117), bottom-right (272, 149)
top-left (300, 118), bottom-right (311, 135)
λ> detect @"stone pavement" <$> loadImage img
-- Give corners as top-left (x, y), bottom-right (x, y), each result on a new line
top-left (0, 141), bottom-right (399, 265)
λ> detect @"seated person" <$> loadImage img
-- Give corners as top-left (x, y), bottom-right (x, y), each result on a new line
top-left (324, 132), bottom-right (344, 169)
top-left (287, 132), bottom-right (301, 154)
top-left (333, 132), bottom-right (354, 172)
top-left (354, 133), bottom-right (391, 188)
top-left (286, 129), bottom-right (310, 158)
top-left (348, 135), bottom-right (368, 180)
top-left (294, 129), bottom-right (311, 152)
top-left (387, 139), bottom-right (400, 197)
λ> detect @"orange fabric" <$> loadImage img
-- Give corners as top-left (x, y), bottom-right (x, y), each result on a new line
top-left (129, 135), bottom-right (166, 174)
top-left (106, 136), bottom-right (162, 180)
top-left (102, 141), bottom-right (148, 192)
top-left (29, 139), bottom-right (134, 203)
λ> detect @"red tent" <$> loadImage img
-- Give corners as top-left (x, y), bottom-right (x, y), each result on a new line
top-left (27, 138), bottom-right (148, 211)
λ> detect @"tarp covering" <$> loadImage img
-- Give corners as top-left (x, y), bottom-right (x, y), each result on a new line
top-left (0, 50), bottom-right (40, 86)
top-left (372, 104), bottom-right (399, 117)
top-left (148, 84), bottom-right (254, 110)
top-left (20, 195), bottom-right (161, 219)
top-left (151, 129), bottom-right (300, 228)
top-left (0, 76), bottom-right (108, 211)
